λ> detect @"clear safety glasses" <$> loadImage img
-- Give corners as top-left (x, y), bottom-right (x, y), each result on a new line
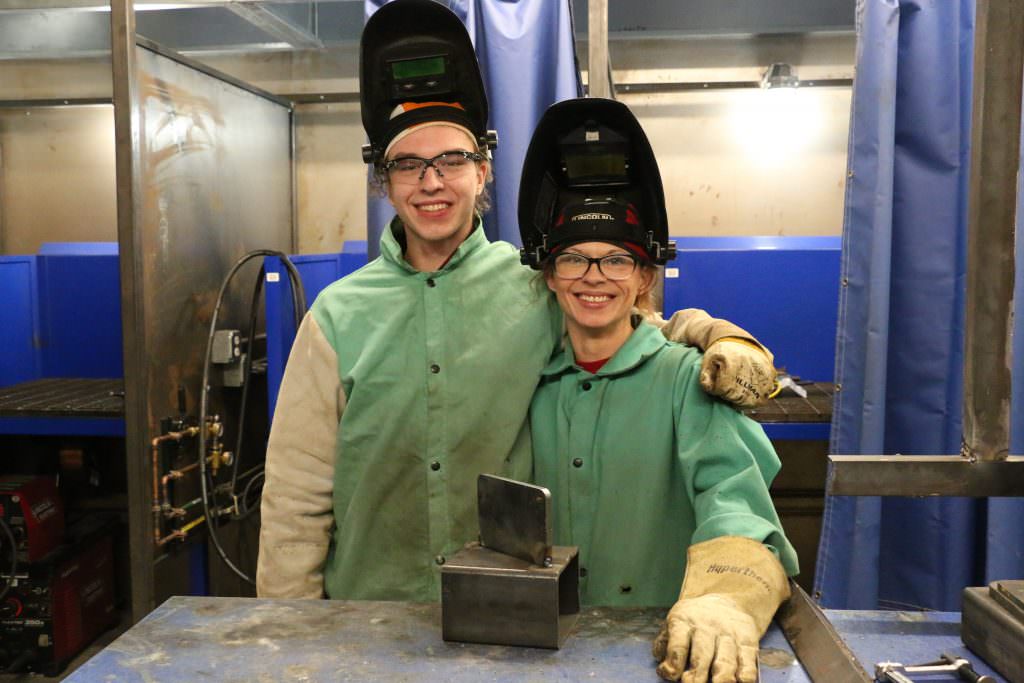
top-left (383, 150), bottom-right (485, 185)
top-left (553, 252), bottom-right (639, 281)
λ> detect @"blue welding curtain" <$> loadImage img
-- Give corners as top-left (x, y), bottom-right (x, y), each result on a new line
top-left (816, 0), bottom-right (1024, 610)
top-left (364, 0), bottom-right (582, 259)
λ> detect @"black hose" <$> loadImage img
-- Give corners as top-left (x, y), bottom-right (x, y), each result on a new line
top-left (229, 266), bottom-right (265, 497)
top-left (0, 517), bottom-right (17, 602)
top-left (199, 250), bottom-right (306, 585)
top-left (236, 470), bottom-right (265, 521)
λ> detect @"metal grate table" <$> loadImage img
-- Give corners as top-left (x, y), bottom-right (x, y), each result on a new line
top-left (0, 378), bottom-right (125, 436)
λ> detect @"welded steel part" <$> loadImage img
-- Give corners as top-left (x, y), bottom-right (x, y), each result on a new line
top-left (441, 543), bottom-right (579, 649)
top-left (777, 579), bottom-right (873, 683)
top-left (477, 474), bottom-right (552, 566)
top-left (827, 455), bottom-right (1024, 497)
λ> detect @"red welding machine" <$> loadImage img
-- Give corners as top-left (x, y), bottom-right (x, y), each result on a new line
top-left (0, 476), bottom-right (65, 562)
top-left (0, 513), bottom-right (118, 675)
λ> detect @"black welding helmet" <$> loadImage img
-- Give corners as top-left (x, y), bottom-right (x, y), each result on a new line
top-left (518, 97), bottom-right (674, 267)
top-left (360, 0), bottom-right (497, 166)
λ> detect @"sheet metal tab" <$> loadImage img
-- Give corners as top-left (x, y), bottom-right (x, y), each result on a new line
top-left (477, 474), bottom-right (552, 566)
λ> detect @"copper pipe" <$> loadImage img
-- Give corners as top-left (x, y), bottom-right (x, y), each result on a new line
top-left (159, 460), bottom-right (205, 518)
top-left (155, 514), bottom-right (206, 547)
top-left (156, 530), bottom-right (185, 547)
top-left (150, 426), bottom-right (200, 545)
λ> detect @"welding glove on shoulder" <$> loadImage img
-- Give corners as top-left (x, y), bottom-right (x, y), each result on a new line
top-left (650, 308), bottom-right (777, 408)
top-left (653, 537), bottom-right (791, 683)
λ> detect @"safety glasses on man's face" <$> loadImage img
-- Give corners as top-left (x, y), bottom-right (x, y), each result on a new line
top-left (553, 252), bottom-right (639, 280)
top-left (383, 150), bottom-right (485, 185)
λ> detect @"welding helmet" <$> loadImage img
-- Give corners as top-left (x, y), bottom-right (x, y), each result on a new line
top-left (518, 97), bottom-right (674, 267)
top-left (359, 0), bottom-right (498, 167)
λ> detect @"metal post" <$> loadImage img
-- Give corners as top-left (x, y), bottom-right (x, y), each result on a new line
top-left (962, 0), bottom-right (1024, 462)
top-left (587, 0), bottom-right (610, 99)
top-left (110, 0), bottom-right (155, 622)
top-left (827, 0), bottom-right (1024, 497)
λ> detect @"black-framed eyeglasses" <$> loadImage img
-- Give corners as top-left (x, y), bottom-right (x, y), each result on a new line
top-left (383, 150), bottom-right (486, 185)
top-left (553, 252), bottom-right (639, 280)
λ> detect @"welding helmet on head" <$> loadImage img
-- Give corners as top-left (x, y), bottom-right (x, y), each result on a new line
top-left (359, 0), bottom-right (498, 167)
top-left (518, 97), bottom-right (674, 267)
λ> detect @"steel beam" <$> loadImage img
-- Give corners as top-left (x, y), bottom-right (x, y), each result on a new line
top-left (0, 98), bottom-right (112, 107)
top-left (616, 78), bottom-right (853, 94)
top-left (827, 455), bottom-right (1024, 497)
top-left (828, 0), bottom-right (1024, 497)
top-left (0, 0), bottom-right (355, 9)
top-left (962, 0), bottom-right (1024, 462)
top-left (136, 36), bottom-right (290, 106)
top-left (777, 579), bottom-right (873, 683)
top-left (587, 0), bottom-right (611, 99)
top-left (109, 0), bottom-right (154, 624)
top-left (225, 3), bottom-right (323, 50)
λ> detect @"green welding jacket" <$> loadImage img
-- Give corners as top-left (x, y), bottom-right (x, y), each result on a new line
top-left (530, 321), bottom-right (800, 608)
top-left (257, 221), bottom-right (560, 601)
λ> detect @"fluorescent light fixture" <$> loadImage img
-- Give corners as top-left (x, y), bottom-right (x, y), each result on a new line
top-left (83, 3), bottom-right (216, 11)
top-left (761, 63), bottom-right (799, 89)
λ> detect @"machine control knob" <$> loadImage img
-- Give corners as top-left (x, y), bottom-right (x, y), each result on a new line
top-left (1, 597), bottom-right (23, 618)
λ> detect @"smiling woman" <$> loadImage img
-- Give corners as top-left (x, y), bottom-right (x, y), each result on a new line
top-left (540, 205), bottom-right (658, 362)
top-left (520, 97), bottom-right (798, 683)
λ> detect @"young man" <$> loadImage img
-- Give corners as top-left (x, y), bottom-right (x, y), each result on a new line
top-left (257, 0), bottom-right (775, 601)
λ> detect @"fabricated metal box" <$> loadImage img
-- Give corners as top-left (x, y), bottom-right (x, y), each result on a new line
top-left (441, 474), bottom-right (580, 649)
top-left (962, 580), bottom-right (1024, 683)
top-left (441, 542), bottom-right (579, 649)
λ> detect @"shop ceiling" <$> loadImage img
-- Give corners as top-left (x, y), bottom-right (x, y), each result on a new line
top-left (0, 0), bottom-right (854, 58)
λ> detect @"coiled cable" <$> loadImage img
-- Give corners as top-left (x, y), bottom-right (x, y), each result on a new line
top-left (199, 250), bottom-right (305, 584)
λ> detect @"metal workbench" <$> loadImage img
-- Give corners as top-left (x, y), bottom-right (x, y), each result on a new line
top-left (66, 597), bottom-right (1006, 682)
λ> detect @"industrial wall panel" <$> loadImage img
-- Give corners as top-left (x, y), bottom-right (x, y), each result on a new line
top-left (37, 254), bottom-right (123, 379)
top-left (264, 244), bottom-right (368, 419)
top-left (664, 236), bottom-right (841, 383)
top-left (132, 44), bottom-right (292, 423)
top-left (124, 44), bottom-right (294, 608)
top-left (0, 256), bottom-right (41, 387)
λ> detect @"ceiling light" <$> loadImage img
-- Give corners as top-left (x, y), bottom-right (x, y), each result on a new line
top-left (761, 63), bottom-right (799, 89)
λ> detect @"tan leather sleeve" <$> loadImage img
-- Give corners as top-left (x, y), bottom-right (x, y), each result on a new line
top-left (257, 313), bottom-right (345, 599)
top-left (678, 536), bottom-right (790, 634)
top-left (652, 308), bottom-right (773, 362)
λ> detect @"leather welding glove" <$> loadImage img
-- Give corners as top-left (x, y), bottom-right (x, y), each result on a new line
top-left (649, 308), bottom-right (776, 408)
top-left (652, 537), bottom-right (791, 683)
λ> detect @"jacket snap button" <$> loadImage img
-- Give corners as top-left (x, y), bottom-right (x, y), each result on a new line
top-left (426, 278), bottom-right (436, 287)
top-left (572, 458), bottom-right (583, 468)
top-left (430, 461), bottom-right (441, 471)
top-left (435, 555), bottom-right (446, 565)
top-left (581, 382), bottom-right (592, 391)
top-left (430, 363), bottom-right (441, 374)
top-left (620, 584), bottom-right (632, 594)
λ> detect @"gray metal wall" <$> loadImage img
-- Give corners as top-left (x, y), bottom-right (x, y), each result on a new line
top-left (121, 42), bottom-right (292, 614)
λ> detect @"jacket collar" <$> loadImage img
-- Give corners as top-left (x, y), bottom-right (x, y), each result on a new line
top-left (541, 320), bottom-right (669, 378)
top-left (379, 215), bottom-right (488, 275)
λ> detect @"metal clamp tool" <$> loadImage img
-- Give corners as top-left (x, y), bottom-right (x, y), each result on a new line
top-left (876, 654), bottom-right (995, 683)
